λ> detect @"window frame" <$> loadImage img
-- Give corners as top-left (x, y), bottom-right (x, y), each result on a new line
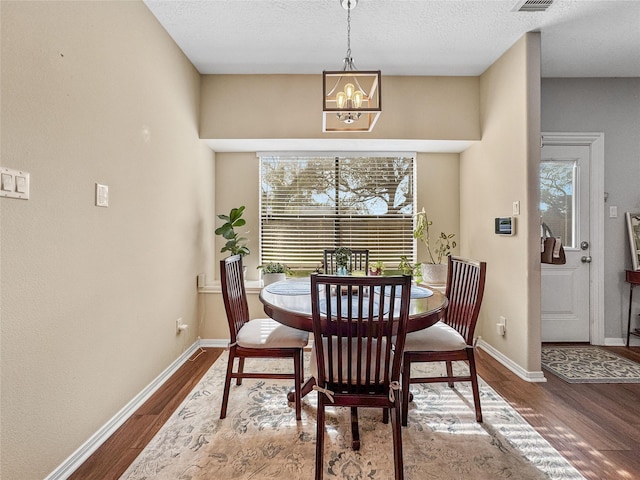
top-left (258, 152), bottom-right (417, 272)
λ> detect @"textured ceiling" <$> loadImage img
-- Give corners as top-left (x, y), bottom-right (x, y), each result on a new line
top-left (144, 0), bottom-right (640, 77)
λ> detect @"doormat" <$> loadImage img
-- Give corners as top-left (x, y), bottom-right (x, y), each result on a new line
top-left (541, 346), bottom-right (640, 383)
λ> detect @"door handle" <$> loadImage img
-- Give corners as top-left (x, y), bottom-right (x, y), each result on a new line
top-left (580, 241), bottom-right (589, 250)
top-left (581, 255), bottom-right (592, 263)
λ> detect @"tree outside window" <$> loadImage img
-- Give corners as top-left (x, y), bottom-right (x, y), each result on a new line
top-left (260, 155), bottom-right (415, 271)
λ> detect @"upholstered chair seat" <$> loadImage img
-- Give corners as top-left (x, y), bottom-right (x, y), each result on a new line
top-left (236, 318), bottom-right (308, 349)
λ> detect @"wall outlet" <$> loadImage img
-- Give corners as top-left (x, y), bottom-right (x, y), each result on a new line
top-left (176, 318), bottom-right (189, 334)
top-left (497, 316), bottom-right (506, 336)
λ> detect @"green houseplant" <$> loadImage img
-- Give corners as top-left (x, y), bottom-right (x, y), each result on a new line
top-left (413, 208), bottom-right (456, 284)
top-left (257, 262), bottom-right (291, 274)
top-left (215, 206), bottom-right (250, 256)
top-left (369, 260), bottom-right (386, 276)
top-left (398, 256), bottom-right (414, 275)
top-left (257, 262), bottom-right (291, 286)
top-left (333, 247), bottom-right (352, 275)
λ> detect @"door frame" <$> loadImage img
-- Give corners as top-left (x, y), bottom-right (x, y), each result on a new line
top-left (541, 132), bottom-right (604, 344)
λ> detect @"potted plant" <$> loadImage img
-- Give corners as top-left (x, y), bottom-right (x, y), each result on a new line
top-left (413, 207), bottom-right (456, 285)
top-left (412, 263), bottom-right (424, 284)
top-left (215, 206), bottom-right (250, 257)
top-left (369, 260), bottom-right (386, 276)
top-left (333, 247), bottom-right (351, 275)
top-left (258, 262), bottom-right (291, 286)
top-left (398, 256), bottom-right (414, 276)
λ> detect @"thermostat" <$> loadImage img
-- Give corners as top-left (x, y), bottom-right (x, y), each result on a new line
top-left (495, 217), bottom-right (515, 236)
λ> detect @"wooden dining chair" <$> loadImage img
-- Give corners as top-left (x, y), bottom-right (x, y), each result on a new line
top-left (323, 248), bottom-right (369, 274)
top-left (219, 254), bottom-right (309, 420)
top-left (310, 273), bottom-right (412, 480)
top-left (401, 256), bottom-right (487, 425)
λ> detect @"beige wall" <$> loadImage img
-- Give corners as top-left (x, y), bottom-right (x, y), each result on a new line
top-left (460, 33), bottom-right (542, 371)
top-left (415, 153), bottom-right (460, 263)
top-left (200, 290), bottom-right (265, 340)
top-left (203, 43), bottom-right (544, 369)
top-left (214, 153), bottom-right (262, 278)
top-left (201, 75), bottom-right (481, 141)
top-left (1, 1), bottom-right (540, 475)
top-left (0, 2), bottom-right (215, 478)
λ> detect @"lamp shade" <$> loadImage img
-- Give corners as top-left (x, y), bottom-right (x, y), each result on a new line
top-left (322, 69), bottom-right (381, 132)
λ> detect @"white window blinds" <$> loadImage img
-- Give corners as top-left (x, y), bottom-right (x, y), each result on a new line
top-left (259, 154), bottom-right (415, 270)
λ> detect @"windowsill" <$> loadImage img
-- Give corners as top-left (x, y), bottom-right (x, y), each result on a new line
top-left (198, 280), bottom-right (263, 295)
top-left (199, 279), bottom-right (445, 295)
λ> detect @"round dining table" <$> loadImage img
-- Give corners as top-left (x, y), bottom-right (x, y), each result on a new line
top-left (259, 277), bottom-right (448, 401)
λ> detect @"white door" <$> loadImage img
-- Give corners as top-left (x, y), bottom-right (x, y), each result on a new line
top-left (541, 145), bottom-right (591, 342)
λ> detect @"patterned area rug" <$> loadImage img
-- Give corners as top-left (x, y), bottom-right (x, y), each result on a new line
top-left (541, 346), bottom-right (640, 383)
top-left (120, 352), bottom-right (584, 480)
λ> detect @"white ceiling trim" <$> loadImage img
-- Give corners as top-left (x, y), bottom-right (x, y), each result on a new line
top-left (206, 139), bottom-right (475, 154)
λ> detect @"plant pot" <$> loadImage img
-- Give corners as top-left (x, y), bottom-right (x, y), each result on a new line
top-left (421, 263), bottom-right (448, 285)
top-left (262, 272), bottom-right (286, 286)
top-left (337, 266), bottom-right (348, 276)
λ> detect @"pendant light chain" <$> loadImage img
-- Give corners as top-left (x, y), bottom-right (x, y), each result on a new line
top-left (322, 0), bottom-right (381, 132)
top-left (346, 0), bottom-right (352, 61)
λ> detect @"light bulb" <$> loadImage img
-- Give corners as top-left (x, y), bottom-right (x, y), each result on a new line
top-left (353, 90), bottom-right (363, 108)
top-left (344, 83), bottom-right (355, 99)
top-left (336, 91), bottom-right (347, 109)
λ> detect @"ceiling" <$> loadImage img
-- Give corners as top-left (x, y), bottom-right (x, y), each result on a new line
top-left (143, 0), bottom-right (639, 152)
top-left (144, 0), bottom-right (640, 78)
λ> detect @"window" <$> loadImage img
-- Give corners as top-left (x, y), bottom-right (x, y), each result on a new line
top-left (540, 160), bottom-right (576, 247)
top-left (260, 154), bottom-right (415, 270)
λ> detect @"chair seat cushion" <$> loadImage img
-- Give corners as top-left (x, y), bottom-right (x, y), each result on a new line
top-left (236, 318), bottom-right (309, 349)
top-left (404, 321), bottom-right (467, 352)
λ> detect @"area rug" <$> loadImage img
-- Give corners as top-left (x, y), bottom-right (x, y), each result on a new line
top-left (541, 346), bottom-right (640, 383)
top-left (120, 352), bottom-right (584, 480)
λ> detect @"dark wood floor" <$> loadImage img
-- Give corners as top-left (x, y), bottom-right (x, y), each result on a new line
top-left (70, 345), bottom-right (640, 480)
top-left (69, 347), bottom-right (223, 480)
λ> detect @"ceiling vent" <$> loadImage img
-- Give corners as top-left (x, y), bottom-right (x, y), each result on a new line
top-left (513, 0), bottom-right (554, 12)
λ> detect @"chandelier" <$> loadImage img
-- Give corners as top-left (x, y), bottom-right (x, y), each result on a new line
top-left (322, 0), bottom-right (381, 133)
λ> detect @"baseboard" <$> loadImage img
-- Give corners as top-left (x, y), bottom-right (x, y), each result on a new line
top-left (477, 339), bottom-right (547, 383)
top-left (603, 337), bottom-right (626, 346)
top-left (45, 341), bottom-right (203, 480)
top-left (199, 338), bottom-right (229, 348)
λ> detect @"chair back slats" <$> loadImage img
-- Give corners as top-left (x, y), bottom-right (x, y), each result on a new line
top-left (311, 274), bottom-right (411, 395)
top-left (444, 256), bottom-right (487, 345)
top-left (220, 254), bottom-right (250, 342)
top-left (323, 249), bottom-right (370, 274)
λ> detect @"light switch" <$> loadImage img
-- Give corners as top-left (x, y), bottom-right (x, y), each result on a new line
top-left (1, 173), bottom-right (13, 192)
top-left (0, 167), bottom-right (29, 199)
top-left (512, 201), bottom-right (520, 216)
top-left (15, 176), bottom-right (27, 193)
top-left (95, 183), bottom-right (109, 207)
top-left (609, 206), bottom-right (618, 218)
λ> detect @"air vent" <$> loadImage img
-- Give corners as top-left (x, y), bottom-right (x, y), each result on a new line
top-left (513, 0), bottom-right (554, 12)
